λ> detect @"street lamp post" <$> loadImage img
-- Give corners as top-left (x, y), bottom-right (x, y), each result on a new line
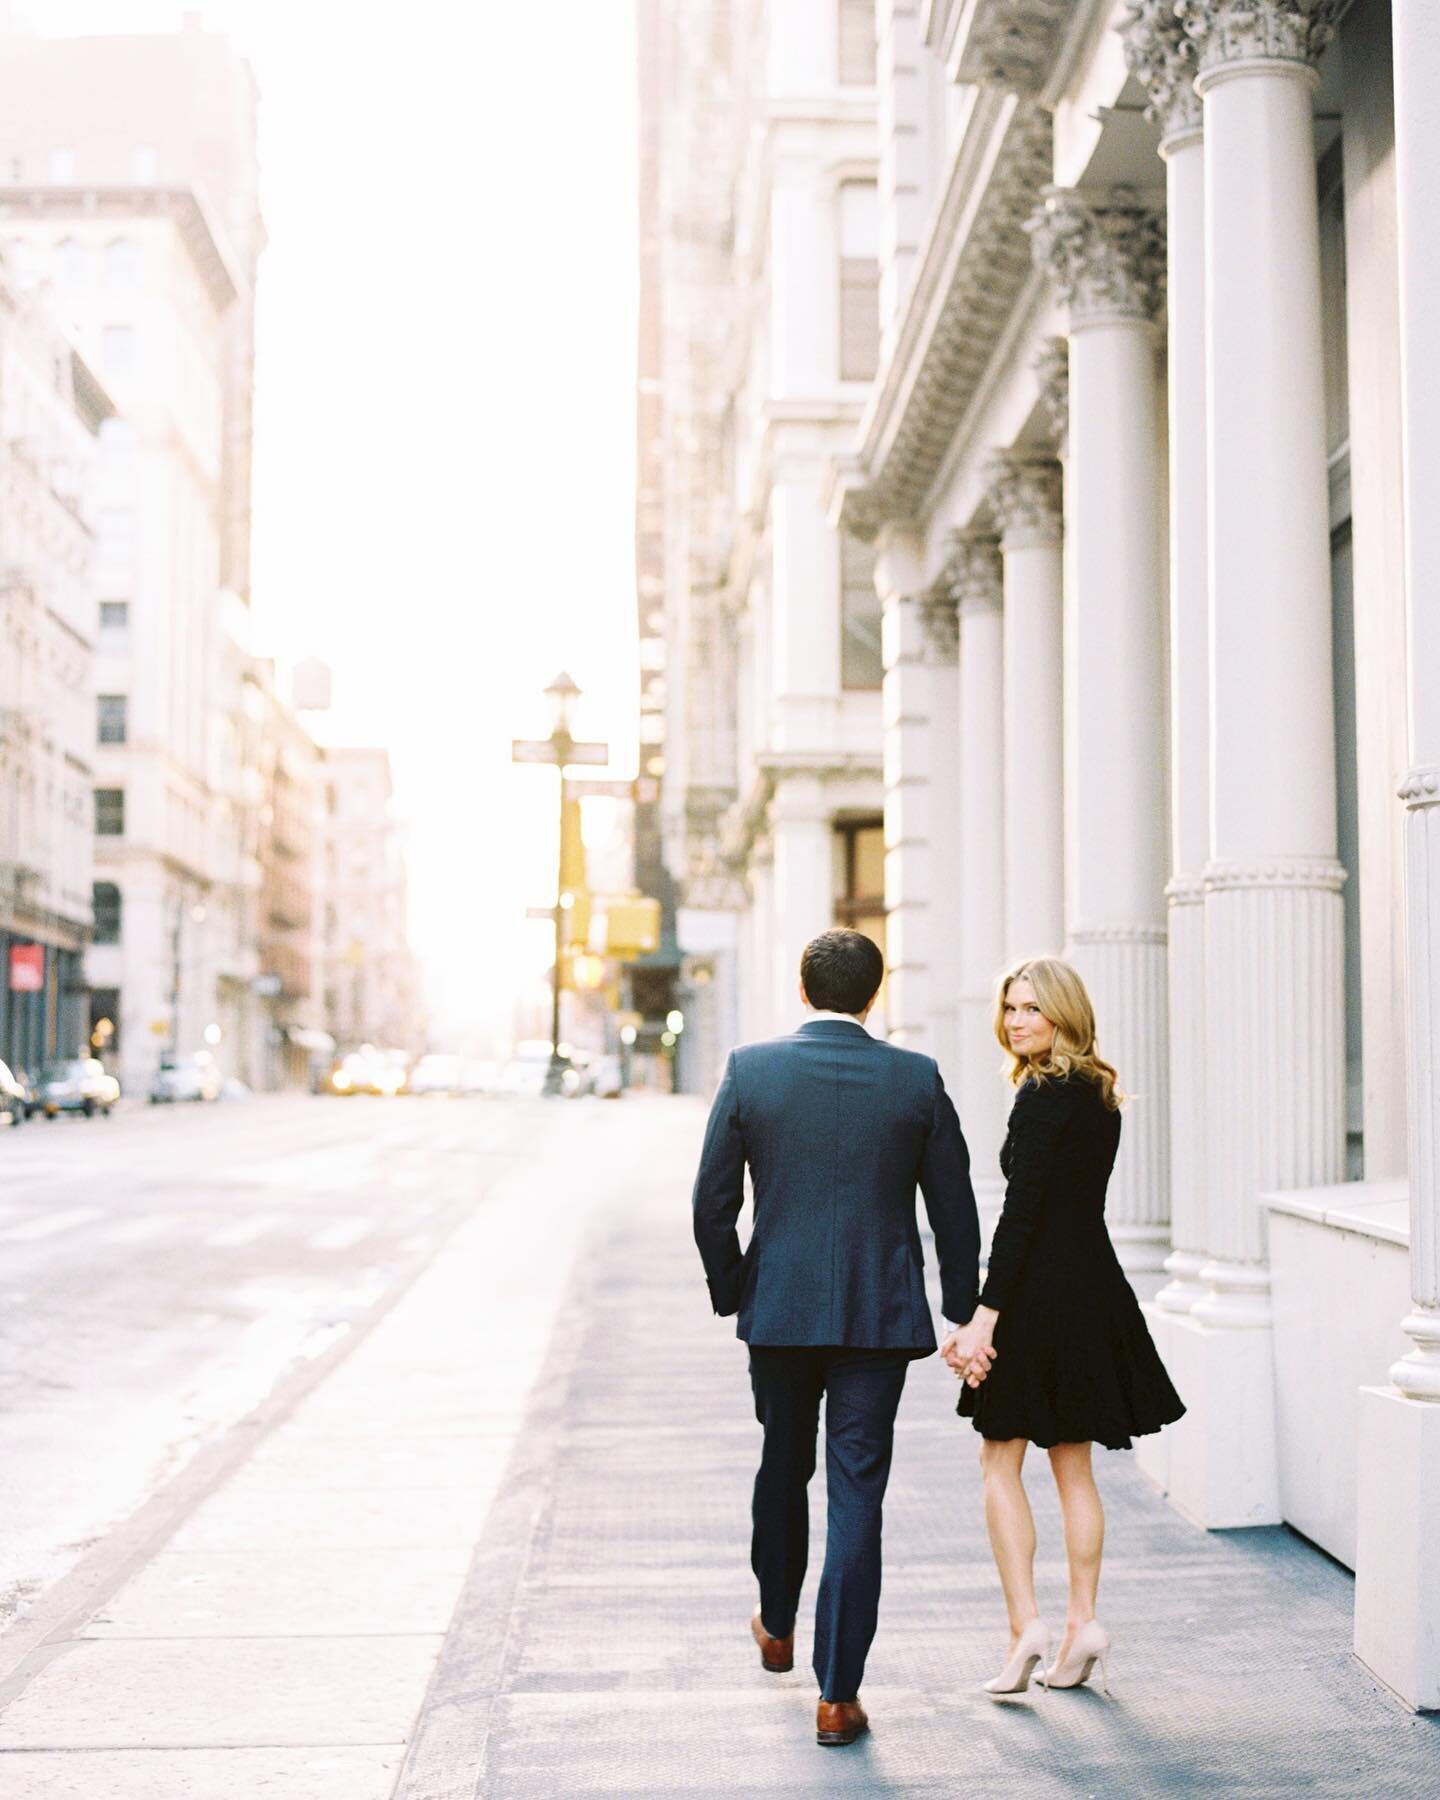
top-left (512, 673), bottom-right (609, 1098)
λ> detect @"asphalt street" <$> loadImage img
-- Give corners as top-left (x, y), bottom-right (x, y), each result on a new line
top-left (0, 1093), bottom-right (528, 1636)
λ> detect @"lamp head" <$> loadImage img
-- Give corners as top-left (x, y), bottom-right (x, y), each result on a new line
top-left (544, 670), bottom-right (581, 739)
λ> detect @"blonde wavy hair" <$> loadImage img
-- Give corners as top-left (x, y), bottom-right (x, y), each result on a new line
top-left (992, 956), bottom-right (1123, 1111)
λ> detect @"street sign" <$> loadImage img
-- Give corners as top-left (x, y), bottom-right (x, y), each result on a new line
top-left (511, 739), bottom-right (610, 767)
top-left (564, 778), bottom-right (637, 801)
top-left (525, 905), bottom-right (556, 921)
top-left (8, 944), bottom-right (43, 992)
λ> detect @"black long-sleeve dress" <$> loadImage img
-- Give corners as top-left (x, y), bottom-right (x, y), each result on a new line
top-left (957, 1071), bottom-right (1185, 1450)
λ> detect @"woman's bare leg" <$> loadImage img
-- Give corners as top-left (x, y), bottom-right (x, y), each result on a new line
top-left (979, 1437), bottom-right (1039, 1641)
top-left (1048, 1440), bottom-right (1104, 1652)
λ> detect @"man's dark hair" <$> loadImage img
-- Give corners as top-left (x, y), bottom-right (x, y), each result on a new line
top-left (800, 928), bottom-right (884, 1015)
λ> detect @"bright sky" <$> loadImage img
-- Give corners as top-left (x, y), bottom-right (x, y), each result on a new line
top-left (20, 0), bottom-right (642, 1051)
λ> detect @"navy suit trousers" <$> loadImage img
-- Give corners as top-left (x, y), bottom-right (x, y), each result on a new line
top-left (748, 1345), bottom-right (911, 1703)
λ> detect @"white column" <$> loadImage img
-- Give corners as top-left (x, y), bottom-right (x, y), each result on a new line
top-left (1123, 4), bottom-right (1210, 1316)
top-left (1152, 0), bottom-right (1344, 1530)
top-left (985, 453), bottom-right (1064, 962)
top-left (877, 523), bottom-right (963, 1089)
top-left (950, 529), bottom-right (1008, 1214)
top-left (770, 776), bottom-right (833, 1026)
top-left (1354, 0), bottom-right (1440, 1714)
top-left (1029, 187), bottom-right (1171, 1277)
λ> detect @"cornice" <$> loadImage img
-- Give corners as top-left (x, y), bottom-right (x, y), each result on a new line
top-left (953, 0), bottom-right (1081, 95)
top-left (840, 95), bottom-right (1053, 540)
top-left (0, 184), bottom-right (240, 311)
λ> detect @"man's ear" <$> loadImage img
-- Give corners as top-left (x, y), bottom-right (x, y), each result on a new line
top-left (857, 985), bottom-right (881, 1021)
top-left (799, 979), bottom-right (811, 1009)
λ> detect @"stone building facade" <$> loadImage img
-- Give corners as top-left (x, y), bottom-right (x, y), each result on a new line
top-left (648, 0), bottom-right (1440, 1710)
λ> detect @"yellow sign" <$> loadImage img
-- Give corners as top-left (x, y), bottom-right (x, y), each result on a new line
top-left (606, 896), bottom-right (661, 958)
top-left (560, 796), bottom-right (585, 891)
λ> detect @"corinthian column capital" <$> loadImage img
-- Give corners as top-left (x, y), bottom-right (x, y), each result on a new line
top-left (945, 528), bottom-right (1003, 616)
top-left (919, 584), bottom-right (959, 666)
top-left (1119, 1), bottom-right (1203, 144)
top-left (1027, 186), bottom-right (1166, 328)
top-left (1176, 0), bottom-right (1338, 80)
top-left (985, 452), bottom-right (1063, 550)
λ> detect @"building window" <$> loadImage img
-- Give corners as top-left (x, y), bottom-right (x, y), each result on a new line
top-left (92, 881), bottom-right (122, 944)
top-left (55, 237), bottom-right (88, 285)
top-left (840, 533), bottom-right (883, 690)
top-left (839, 181), bottom-right (880, 381)
top-left (838, 0), bottom-right (877, 85)
top-left (95, 788), bottom-right (125, 835)
top-left (99, 601), bottom-right (130, 638)
top-left (49, 147), bottom-right (75, 183)
top-left (97, 694), bottom-right (128, 744)
top-left (835, 818), bottom-right (886, 964)
top-left (101, 326), bottom-right (135, 373)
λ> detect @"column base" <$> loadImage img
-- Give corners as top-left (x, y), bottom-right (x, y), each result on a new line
top-left (1354, 1386), bottom-right (1440, 1711)
top-left (1141, 1305), bottom-right (1281, 1528)
top-left (1110, 1221), bottom-right (1170, 1280)
top-left (1154, 1246), bottom-right (1208, 1313)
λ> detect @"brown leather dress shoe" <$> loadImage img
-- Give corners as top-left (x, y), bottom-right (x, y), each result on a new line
top-left (816, 1698), bottom-right (869, 1746)
top-left (750, 1606), bottom-right (794, 1673)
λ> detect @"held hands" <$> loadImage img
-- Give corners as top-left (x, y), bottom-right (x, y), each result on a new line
top-left (942, 1307), bottom-right (998, 1388)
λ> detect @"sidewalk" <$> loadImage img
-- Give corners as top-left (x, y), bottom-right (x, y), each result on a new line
top-left (397, 1102), bottom-right (1440, 1799)
top-left (2, 1098), bottom-right (1436, 1797)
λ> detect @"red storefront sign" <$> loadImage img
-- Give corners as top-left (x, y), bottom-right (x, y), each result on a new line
top-left (8, 944), bottom-right (44, 992)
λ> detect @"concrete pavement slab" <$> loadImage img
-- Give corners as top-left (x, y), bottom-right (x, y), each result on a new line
top-left (0, 1744), bottom-right (403, 1798)
top-left (0, 1636), bottom-right (443, 1749)
top-left (396, 1099), bottom-right (1440, 1798)
top-left (237, 1427), bottom-right (515, 1491)
top-left (82, 1546), bottom-right (473, 1638)
top-left (162, 1484), bottom-right (486, 1554)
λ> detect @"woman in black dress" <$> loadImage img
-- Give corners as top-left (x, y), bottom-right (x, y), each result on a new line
top-left (942, 956), bottom-right (1184, 1696)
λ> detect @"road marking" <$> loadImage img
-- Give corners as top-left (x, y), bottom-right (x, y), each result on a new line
top-left (0, 1206), bottom-right (103, 1243)
top-left (206, 1215), bottom-right (282, 1248)
top-left (306, 1217), bottom-right (374, 1252)
top-left (102, 1213), bottom-right (181, 1245)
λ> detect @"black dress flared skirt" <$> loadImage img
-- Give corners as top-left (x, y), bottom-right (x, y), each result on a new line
top-left (957, 1072), bottom-right (1185, 1452)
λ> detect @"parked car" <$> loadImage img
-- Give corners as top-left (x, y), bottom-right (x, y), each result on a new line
top-left (149, 1055), bottom-right (222, 1105)
top-left (0, 1059), bottom-right (30, 1126)
top-left (407, 1053), bottom-right (463, 1096)
top-left (497, 1056), bottom-right (550, 1098)
top-left (460, 1058), bottom-right (502, 1096)
top-left (37, 1057), bottom-right (120, 1118)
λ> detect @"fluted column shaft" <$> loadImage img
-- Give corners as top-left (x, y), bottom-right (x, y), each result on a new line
top-left (951, 531), bottom-right (1008, 1202)
top-left (1029, 188), bottom-right (1171, 1274)
top-left (1388, 0), bottom-right (1440, 1402)
top-left (1185, 6), bottom-right (1345, 1323)
top-left (1123, 4), bottom-right (1210, 1311)
top-left (987, 454), bottom-right (1065, 963)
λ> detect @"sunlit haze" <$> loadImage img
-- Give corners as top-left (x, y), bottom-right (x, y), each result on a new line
top-left (16, 0), bottom-right (641, 1050)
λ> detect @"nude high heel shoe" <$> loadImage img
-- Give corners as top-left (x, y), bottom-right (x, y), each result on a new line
top-left (1044, 1620), bottom-right (1111, 1694)
top-left (983, 1618), bottom-right (1050, 1695)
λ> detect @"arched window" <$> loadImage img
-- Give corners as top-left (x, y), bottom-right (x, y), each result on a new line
top-left (92, 881), bottom-right (122, 945)
top-left (55, 238), bottom-right (88, 285)
top-left (104, 238), bottom-right (139, 284)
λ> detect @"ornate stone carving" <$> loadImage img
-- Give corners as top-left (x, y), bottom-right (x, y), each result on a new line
top-left (1033, 336), bottom-right (1069, 450)
top-left (985, 451), bottom-right (1062, 549)
top-left (1119, 1), bottom-right (1203, 140)
top-left (957, 0), bottom-right (1078, 95)
top-left (919, 585), bottom-right (960, 665)
top-left (1175, 0), bottom-right (1338, 74)
top-left (1399, 764), bottom-right (1440, 808)
top-left (944, 528), bottom-right (1003, 613)
top-left (1027, 186), bottom-right (1166, 326)
top-left (839, 102), bottom-right (1053, 540)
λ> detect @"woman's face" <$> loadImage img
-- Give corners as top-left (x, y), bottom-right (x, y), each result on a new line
top-left (1003, 977), bottom-right (1056, 1061)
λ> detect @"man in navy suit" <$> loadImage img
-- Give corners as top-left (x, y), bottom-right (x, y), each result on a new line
top-left (692, 928), bottom-right (986, 1747)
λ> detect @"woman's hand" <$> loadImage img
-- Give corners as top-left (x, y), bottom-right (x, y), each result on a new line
top-left (943, 1307), bottom-right (998, 1386)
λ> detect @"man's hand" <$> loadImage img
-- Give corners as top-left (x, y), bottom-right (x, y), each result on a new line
top-left (942, 1308), bottom-right (998, 1388)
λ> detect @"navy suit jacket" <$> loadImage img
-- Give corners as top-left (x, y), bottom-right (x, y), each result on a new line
top-left (691, 1019), bottom-right (980, 1352)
